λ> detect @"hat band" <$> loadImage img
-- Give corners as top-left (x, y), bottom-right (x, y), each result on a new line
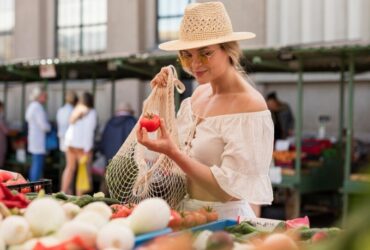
top-left (180, 29), bottom-right (233, 42)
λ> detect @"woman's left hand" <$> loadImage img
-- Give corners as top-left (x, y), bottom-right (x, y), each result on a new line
top-left (136, 118), bottom-right (178, 157)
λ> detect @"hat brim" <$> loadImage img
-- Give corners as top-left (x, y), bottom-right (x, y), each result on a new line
top-left (158, 32), bottom-right (256, 51)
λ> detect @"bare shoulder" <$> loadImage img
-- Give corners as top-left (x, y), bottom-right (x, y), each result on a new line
top-left (236, 89), bottom-right (268, 113)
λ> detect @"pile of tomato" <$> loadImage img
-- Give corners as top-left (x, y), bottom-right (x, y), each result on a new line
top-left (168, 207), bottom-right (219, 230)
top-left (110, 203), bottom-right (219, 230)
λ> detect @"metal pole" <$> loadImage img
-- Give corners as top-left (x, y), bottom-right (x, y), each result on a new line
top-left (92, 73), bottom-right (97, 104)
top-left (62, 66), bottom-right (67, 105)
top-left (338, 58), bottom-right (345, 153)
top-left (344, 54), bottom-right (354, 183)
top-left (21, 81), bottom-right (26, 127)
top-left (343, 54), bottom-right (355, 225)
top-left (3, 81), bottom-right (8, 119)
top-left (295, 59), bottom-right (303, 183)
top-left (43, 79), bottom-right (48, 110)
top-left (111, 76), bottom-right (116, 117)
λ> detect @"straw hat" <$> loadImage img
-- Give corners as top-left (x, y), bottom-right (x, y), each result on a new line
top-left (159, 1), bottom-right (255, 51)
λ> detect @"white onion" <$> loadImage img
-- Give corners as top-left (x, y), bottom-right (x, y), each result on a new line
top-left (129, 198), bottom-right (170, 234)
top-left (74, 210), bottom-right (108, 229)
top-left (24, 198), bottom-right (66, 236)
top-left (62, 202), bottom-right (81, 220)
top-left (82, 202), bottom-right (112, 220)
top-left (58, 220), bottom-right (98, 248)
top-left (0, 215), bottom-right (30, 245)
top-left (97, 223), bottom-right (134, 250)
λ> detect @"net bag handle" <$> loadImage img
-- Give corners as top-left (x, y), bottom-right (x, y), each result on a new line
top-left (132, 65), bottom-right (185, 195)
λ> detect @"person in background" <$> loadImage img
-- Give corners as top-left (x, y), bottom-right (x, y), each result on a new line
top-left (0, 101), bottom-right (9, 168)
top-left (61, 92), bottom-right (97, 195)
top-left (25, 87), bottom-right (51, 181)
top-left (266, 91), bottom-right (295, 140)
top-left (98, 102), bottom-right (137, 194)
top-left (56, 90), bottom-right (78, 153)
top-left (137, 2), bottom-right (274, 219)
top-left (100, 102), bottom-right (137, 163)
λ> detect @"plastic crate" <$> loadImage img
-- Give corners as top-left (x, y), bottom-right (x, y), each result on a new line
top-left (134, 220), bottom-right (238, 247)
top-left (188, 219), bottom-right (238, 232)
top-left (6, 179), bottom-right (53, 194)
top-left (135, 228), bottom-right (173, 247)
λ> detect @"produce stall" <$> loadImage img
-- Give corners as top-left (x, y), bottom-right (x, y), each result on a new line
top-left (0, 179), bottom-right (346, 250)
top-left (1, 42), bottom-right (370, 222)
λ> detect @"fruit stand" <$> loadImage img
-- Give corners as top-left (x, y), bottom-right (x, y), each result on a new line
top-left (0, 180), bottom-right (346, 250)
top-left (1, 42), bottom-right (370, 225)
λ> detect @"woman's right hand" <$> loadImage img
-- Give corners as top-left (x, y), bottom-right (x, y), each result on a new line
top-left (150, 67), bottom-right (169, 88)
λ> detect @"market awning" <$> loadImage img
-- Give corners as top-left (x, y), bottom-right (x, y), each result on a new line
top-left (0, 41), bottom-right (369, 82)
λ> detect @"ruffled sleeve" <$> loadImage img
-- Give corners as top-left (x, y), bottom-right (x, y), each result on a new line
top-left (210, 111), bottom-right (274, 204)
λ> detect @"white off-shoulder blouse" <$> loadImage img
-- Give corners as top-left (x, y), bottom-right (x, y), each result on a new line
top-left (176, 98), bottom-right (274, 205)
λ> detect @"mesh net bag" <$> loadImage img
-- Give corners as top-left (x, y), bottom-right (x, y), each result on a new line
top-left (105, 65), bottom-right (187, 208)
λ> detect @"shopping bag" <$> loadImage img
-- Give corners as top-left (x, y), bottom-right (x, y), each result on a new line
top-left (76, 155), bottom-right (90, 193)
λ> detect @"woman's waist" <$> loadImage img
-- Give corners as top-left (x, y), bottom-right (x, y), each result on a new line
top-left (187, 183), bottom-right (240, 203)
top-left (182, 194), bottom-right (247, 208)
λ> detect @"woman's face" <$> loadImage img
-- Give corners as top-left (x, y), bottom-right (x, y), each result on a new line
top-left (179, 44), bottom-right (230, 84)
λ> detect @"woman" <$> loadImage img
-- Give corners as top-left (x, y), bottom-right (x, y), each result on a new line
top-left (137, 2), bottom-right (274, 219)
top-left (61, 92), bottom-right (97, 195)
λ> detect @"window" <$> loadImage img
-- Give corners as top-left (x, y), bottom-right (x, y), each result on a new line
top-left (0, 0), bottom-right (14, 62)
top-left (56, 0), bottom-right (107, 57)
top-left (156, 0), bottom-right (194, 44)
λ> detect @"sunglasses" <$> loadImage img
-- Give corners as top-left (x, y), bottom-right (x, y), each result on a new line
top-left (178, 49), bottom-right (217, 68)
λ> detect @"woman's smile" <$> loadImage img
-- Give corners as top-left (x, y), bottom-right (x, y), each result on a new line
top-left (194, 69), bottom-right (208, 78)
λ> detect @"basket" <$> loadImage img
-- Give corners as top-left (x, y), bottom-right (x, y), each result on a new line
top-left (6, 179), bottom-right (53, 194)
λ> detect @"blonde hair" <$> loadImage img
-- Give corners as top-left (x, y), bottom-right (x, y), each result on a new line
top-left (220, 41), bottom-right (246, 76)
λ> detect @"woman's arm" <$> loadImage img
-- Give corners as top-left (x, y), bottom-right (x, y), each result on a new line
top-left (69, 104), bottom-right (88, 124)
top-left (137, 119), bottom-right (235, 202)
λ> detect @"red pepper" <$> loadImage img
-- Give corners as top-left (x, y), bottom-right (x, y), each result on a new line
top-left (0, 183), bottom-right (30, 208)
top-left (33, 236), bottom-right (94, 250)
top-left (0, 183), bottom-right (14, 199)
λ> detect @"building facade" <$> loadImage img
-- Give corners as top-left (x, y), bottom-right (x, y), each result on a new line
top-left (0, 0), bottom-right (369, 139)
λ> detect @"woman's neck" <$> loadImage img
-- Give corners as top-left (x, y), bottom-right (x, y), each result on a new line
top-left (209, 67), bottom-right (247, 95)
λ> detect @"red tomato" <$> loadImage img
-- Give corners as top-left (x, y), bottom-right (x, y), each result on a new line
top-left (181, 211), bottom-right (196, 228)
top-left (111, 206), bottom-right (132, 219)
top-left (168, 210), bottom-right (182, 228)
top-left (140, 114), bottom-right (160, 132)
top-left (311, 231), bottom-right (328, 242)
top-left (110, 204), bottom-right (124, 213)
top-left (192, 211), bottom-right (207, 226)
top-left (198, 206), bottom-right (219, 222)
top-left (21, 187), bottom-right (32, 194)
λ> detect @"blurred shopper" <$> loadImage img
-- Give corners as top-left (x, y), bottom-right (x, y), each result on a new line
top-left (266, 91), bottom-right (295, 140)
top-left (100, 102), bottom-right (137, 163)
top-left (0, 101), bottom-right (9, 168)
top-left (25, 87), bottom-right (51, 181)
top-left (98, 102), bottom-right (137, 194)
top-left (56, 90), bottom-right (78, 152)
top-left (62, 92), bottom-right (97, 195)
